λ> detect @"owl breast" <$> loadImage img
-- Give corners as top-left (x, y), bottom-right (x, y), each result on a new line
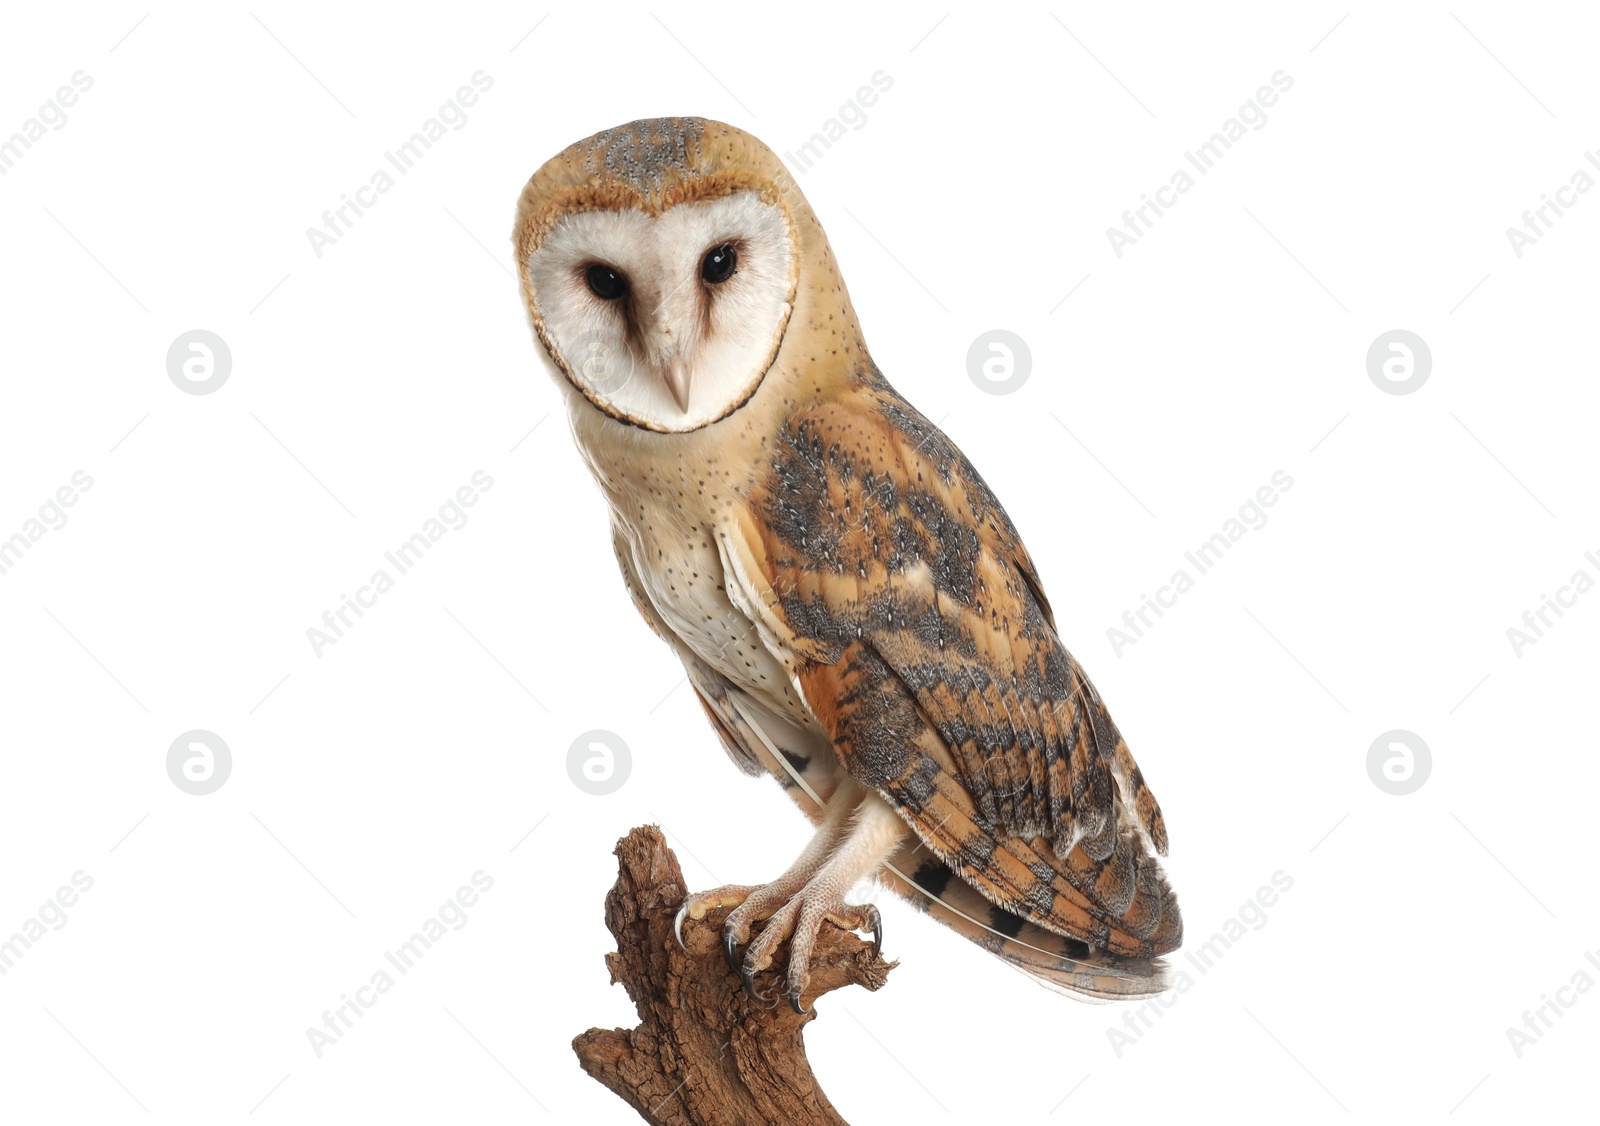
top-left (610, 499), bottom-right (813, 733)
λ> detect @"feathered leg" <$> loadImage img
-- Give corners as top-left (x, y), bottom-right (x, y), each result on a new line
top-left (738, 792), bottom-right (905, 1012)
top-left (675, 786), bottom-right (856, 967)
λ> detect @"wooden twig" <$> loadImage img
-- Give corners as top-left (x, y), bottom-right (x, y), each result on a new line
top-left (573, 825), bottom-right (895, 1125)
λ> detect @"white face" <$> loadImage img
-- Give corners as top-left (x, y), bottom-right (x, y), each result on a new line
top-left (525, 190), bottom-right (795, 432)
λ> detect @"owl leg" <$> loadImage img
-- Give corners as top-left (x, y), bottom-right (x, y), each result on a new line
top-left (673, 789), bottom-right (857, 963)
top-left (739, 793), bottom-right (905, 1013)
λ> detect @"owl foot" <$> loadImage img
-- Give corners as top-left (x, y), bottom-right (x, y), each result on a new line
top-left (675, 797), bottom-right (862, 961)
top-left (740, 892), bottom-right (882, 1014)
top-left (718, 871), bottom-right (827, 961)
top-left (673, 884), bottom-right (763, 955)
top-left (675, 793), bottom-right (902, 1013)
top-left (672, 870), bottom-right (826, 966)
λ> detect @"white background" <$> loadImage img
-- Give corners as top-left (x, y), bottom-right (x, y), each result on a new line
top-left (1, 3), bottom-right (1595, 1122)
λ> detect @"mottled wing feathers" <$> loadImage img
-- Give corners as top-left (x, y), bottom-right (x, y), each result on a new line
top-left (796, 644), bottom-right (1177, 960)
top-left (885, 839), bottom-right (1171, 1000)
top-left (724, 378), bottom-right (1180, 960)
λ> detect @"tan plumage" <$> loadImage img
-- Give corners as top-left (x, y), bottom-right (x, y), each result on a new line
top-left (513, 117), bottom-right (1181, 1005)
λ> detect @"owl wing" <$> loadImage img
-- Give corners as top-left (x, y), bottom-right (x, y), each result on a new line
top-left (717, 384), bottom-right (1180, 961)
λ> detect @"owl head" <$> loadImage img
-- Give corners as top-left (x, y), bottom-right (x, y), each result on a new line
top-left (512, 118), bottom-right (863, 434)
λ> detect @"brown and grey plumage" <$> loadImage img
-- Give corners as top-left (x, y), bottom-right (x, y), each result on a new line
top-left (513, 117), bottom-right (1181, 1007)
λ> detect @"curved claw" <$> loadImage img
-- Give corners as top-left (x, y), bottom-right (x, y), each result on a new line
top-left (741, 964), bottom-right (758, 1001)
top-left (787, 987), bottom-right (809, 1015)
top-left (673, 902), bottom-right (689, 951)
top-left (724, 930), bottom-right (742, 973)
top-left (869, 913), bottom-right (883, 960)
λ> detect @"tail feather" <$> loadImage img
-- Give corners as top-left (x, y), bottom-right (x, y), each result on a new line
top-left (881, 840), bottom-right (1177, 1002)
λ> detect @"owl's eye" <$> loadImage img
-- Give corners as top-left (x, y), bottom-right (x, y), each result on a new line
top-left (585, 263), bottom-right (628, 300)
top-left (700, 243), bottom-right (737, 284)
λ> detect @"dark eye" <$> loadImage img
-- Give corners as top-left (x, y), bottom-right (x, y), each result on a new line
top-left (584, 263), bottom-right (627, 300)
top-left (700, 243), bottom-right (737, 284)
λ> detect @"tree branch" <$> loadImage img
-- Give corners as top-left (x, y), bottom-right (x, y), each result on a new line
top-left (573, 825), bottom-right (894, 1125)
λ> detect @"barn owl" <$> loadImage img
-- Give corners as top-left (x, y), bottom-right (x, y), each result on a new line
top-left (512, 118), bottom-right (1181, 1010)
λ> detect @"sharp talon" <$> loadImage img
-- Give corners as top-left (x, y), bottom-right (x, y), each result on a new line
top-left (673, 903), bottom-right (688, 951)
top-left (871, 915), bottom-right (883, 960)
top-left (724, 931), bottom-right (741, 973)
top-left (788, 989), bottom-right (808, 1015)
top-left (741, 965), bottom-right (758, 1001)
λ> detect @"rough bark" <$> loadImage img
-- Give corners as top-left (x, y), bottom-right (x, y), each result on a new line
top-left (573, 825), bottom-right (894, 1125)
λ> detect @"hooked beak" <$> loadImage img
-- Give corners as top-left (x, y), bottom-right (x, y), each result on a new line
top-left (663, 356), bottom-right (692, 412)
